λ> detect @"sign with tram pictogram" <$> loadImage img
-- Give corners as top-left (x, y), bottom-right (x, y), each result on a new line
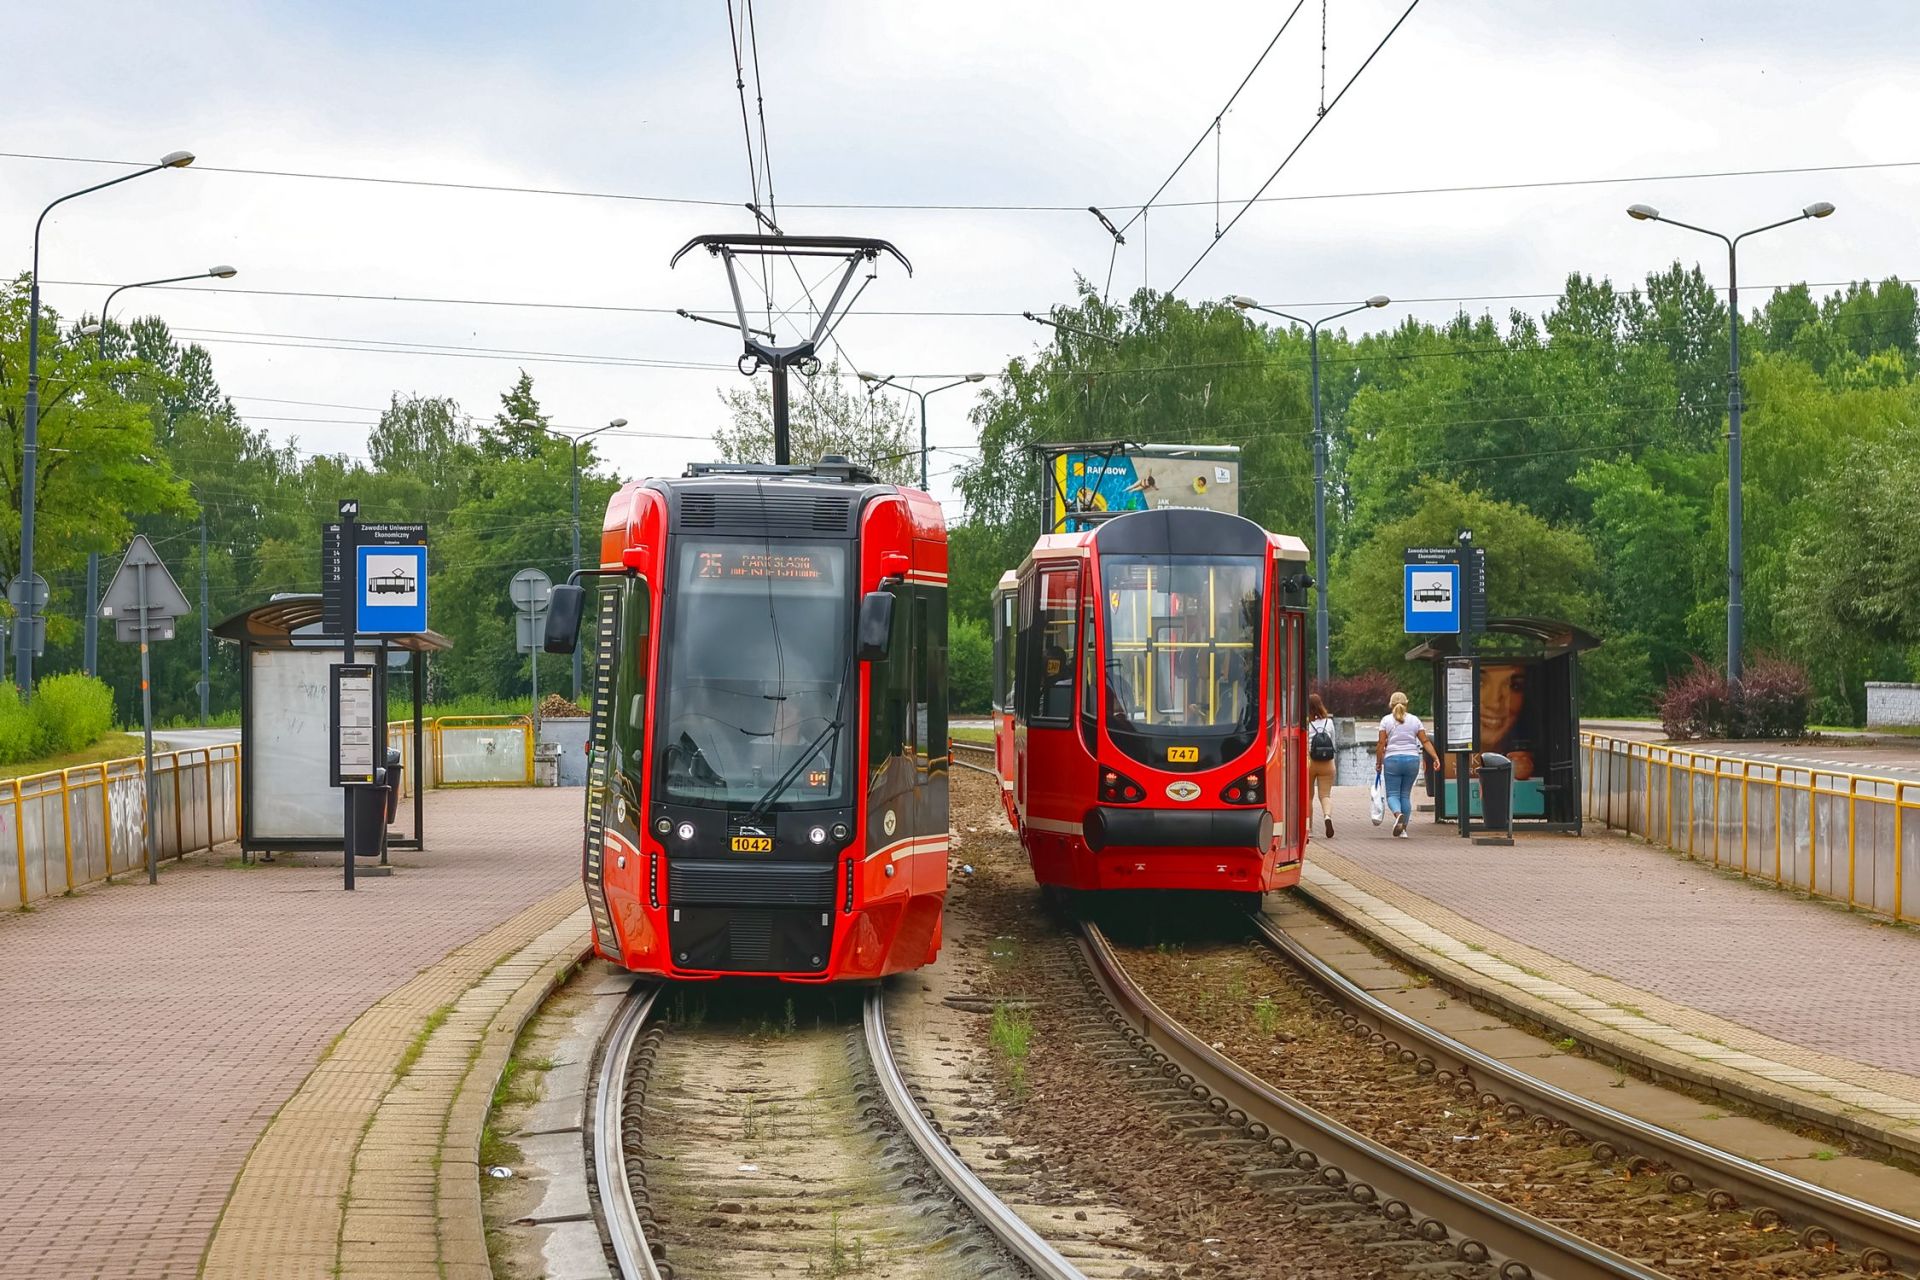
top-left (354, 524), bottom-right (429, 635)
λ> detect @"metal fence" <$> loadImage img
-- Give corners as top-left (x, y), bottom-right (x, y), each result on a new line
top-left (1582, 732), bottom-right (1920, 922)
top-left (430, 715), bottom-right (535, 787)
top-left (4, 745), bottom-right (242, 909)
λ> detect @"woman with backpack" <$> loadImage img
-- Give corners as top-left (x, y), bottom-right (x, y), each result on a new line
top-left (1375, 690), bottom-right (1442, 838)
top-left (1306, 693), bottom-right (1339, 837)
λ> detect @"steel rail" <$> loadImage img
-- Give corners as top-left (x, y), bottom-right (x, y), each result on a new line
top-left (1250, 911), bottom-right (1920, 1275)
top-left (594, 983), bottom-right (664, 1280)
top-left (1079, 921), bottom-right (1663, 1280)
top-left (862, 986), bottom-right (1087, 1280)
top-left (949, 738), bottom-right (1000, 777)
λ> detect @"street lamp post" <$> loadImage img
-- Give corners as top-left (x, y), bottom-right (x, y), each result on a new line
top-left (858, 372), bottom-right (987, 489)
top-left (92, 265), bottom-right (238, 358)
top-left (82, 266), bottom-right (237, 707)
top-left (1230, 293), bottom-right (1391, 687)
top-left (16, 149), bottom-right (195, 696)
top-left (1626, 200), bottom-right (1834, 682)
top-left (521, 417), bottom-right (626, 699)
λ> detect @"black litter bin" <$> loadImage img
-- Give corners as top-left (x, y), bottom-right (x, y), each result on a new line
top-left (1478, 752), bottom-right (1514, 835)
top-left (384, 748), bottom-right (403, 823)
top-left (351, 771), bottom-right (389, 858)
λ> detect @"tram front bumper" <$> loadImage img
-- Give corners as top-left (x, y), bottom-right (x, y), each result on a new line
top-left (1082, 805), bottom-right (1272, 853)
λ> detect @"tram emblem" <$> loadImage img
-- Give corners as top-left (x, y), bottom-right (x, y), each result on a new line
top-left (1165, 781), bottom-right (1201, 803)
top-left (883, 809), bottom-right (897, 836)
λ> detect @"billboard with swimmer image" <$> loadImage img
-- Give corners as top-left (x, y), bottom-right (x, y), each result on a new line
top-left (1042, 443), bottom-right (1240, 534)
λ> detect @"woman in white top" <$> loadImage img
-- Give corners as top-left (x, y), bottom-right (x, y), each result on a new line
top-left (1374, 690), bottom-right (1441, 838)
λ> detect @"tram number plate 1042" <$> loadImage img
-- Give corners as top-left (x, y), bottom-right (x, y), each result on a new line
top-left (730, 836), bottom-right (774, 853)
top-left (1166, 746), bottom-right (1199, 763)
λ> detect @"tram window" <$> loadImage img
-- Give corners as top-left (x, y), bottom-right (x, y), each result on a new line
top-left (866, 585), bottom-right (911, 773)
top-left (996, 593), bottom-right (1018, 714)
top-left (616, 578), bottom-right (651, 751)
top-left (912, 594), bottom-right (930, 760)
top-left (1102, 558), bottom-right (1260, 730)
top-left (922, 592), bottom-right (948, 764)
top-left (1024, 566), bottom-right (1079, 725)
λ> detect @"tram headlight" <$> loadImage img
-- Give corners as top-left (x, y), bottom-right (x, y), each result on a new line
top-left (1221, 772), bottom-right (1265, 805)
top-left (655, 817), bottom-right (672, 836)
top-left (832, 822), bottom-right (849, 841)
top-left (808, 826), bottom-right (828, 845)
top-left (676, 822), bottom-right (696, 842)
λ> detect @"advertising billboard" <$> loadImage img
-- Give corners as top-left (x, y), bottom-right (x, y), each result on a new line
top-left (1045, 446), bottom-right (1241, 533)
top-left (1441, 660), bottom-right (1546, 819)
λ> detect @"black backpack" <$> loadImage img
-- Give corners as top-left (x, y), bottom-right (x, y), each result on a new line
top-left (1308, 723), bottom-right (1337, 761)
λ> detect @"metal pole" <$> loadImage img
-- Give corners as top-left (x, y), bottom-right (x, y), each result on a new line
top-left (570, 439), bottom-right (583, 700)
top-left (1725, 240), bottom-right (1744, 684)
top-left (199, 508), bottom-right (210, 723)
top-left (1309, 322), bottom-right (1330, 687)
top-left (138, 561), bottom-right (158, 883)
top-left (918, 392), bottom-right (930, 489)
top-left (84, 553), bottom-right (99, 675)
top-left (771, 363), bottom-right (792, 466)
top-left (342, 507), bottom-right (357, 892)
top-left (19, 278), bottom-right (43, 696)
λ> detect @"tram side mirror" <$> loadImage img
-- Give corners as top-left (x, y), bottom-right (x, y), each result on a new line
top-left (856, 591), bottom-right (895, 662)
top-left (544, 584), bottom-right (586, 654)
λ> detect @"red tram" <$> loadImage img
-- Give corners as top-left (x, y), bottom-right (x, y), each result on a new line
top-left (544, 456), bottom-right (949, 982)
top-left (992, 507), bottom-right (1311, 901)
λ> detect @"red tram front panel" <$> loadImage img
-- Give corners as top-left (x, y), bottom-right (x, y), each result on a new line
top-left (997, 508), bottom-right (1310, 895)
top-left (571, 462), bottom-right (948, 983)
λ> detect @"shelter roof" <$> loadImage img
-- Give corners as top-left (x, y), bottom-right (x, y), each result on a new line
top-left (1404, 616), bottom-right (1601, 662)
top-left (211, 594), bottom-right (453, 653)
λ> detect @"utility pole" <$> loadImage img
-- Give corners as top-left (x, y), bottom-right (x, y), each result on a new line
top-left (199, 509), bottom-right (211, 723)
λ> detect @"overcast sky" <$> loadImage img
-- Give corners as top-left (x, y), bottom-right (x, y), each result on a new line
top-left (5, 1), bottom-right (1918, 517)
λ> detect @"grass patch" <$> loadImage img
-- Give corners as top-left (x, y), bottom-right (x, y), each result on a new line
top-left (395, 1003), bottom-right (456, 1082)
top-left (0, 732), bottom-right (148, 781)
top-left (990, 1003), bottom-right (1035, 1097)
top-left (806, 1210), bottom-right (870, 1277)
top-left (1252, 996), bottom-right (1280, 1037)
top-left (949, 725), bottom-right (995, 744)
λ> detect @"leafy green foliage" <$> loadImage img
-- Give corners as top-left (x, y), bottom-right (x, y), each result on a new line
top-left (0, 674), bottom-right (114, 764)
top-left (949, 618), bottom-right (992, 714)
top-left (715, 360), bottom-right (917, 484)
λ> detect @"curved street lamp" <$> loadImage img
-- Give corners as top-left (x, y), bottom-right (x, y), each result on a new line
top-left (519, 417), bottom-right (628, 698)
top-left (94, 265), bottom-right (238, 357)
top-left (1230, 293), bottom-right (1391, 685)
top-left (17, 148), bottom-right (195, 696)
top-left (1625, 199), bottom-right (1834, 680)
top-left (858, 371), bottom-right (988, 489)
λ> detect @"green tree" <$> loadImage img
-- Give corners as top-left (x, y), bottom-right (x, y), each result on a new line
top-left (949, 617), bottom-right (993, 713)
top-left (716, 361), bottom-right (918, 484)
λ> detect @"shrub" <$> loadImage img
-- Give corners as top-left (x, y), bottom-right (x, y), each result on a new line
top-left (1314, 670), bottom-right (1396, 718)
top-left (0, 685), bottom-right (39, 764)
top-left (949, 618), bottom-right (993, 715)
top-left (1733, 653), bottom-right (1811, 739)
top-left (29, 673), bottom-right (116, 755)
top-left (1658, 654), bottom-right (1810, 740)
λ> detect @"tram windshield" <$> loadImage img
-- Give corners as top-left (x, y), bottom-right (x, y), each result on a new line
top-left (659, 538), bottom-right (852, 809)
top-left (1101, 554), bottom-right (1262, 748)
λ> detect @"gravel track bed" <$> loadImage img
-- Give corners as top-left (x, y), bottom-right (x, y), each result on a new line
top-left (619, 989), bottom-right (1022, 1279)
top-left (1107, 919), bottom-right (1863, 1279)
top-left (947, 769), bottom-right (1486, 1279)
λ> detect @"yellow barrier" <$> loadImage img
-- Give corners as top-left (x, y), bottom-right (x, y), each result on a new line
top-left (2, 744), bottom-right (242, 909)
top-left (428, 715), bottom-right (537, 787)
top-left (1581, 732), bottom-right (1920, 922)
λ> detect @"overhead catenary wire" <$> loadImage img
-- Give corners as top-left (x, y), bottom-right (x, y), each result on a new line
top-left (9, 149), bottom-right (1916, 216)
top-left (1170, 0), bottom-right (1425, 293)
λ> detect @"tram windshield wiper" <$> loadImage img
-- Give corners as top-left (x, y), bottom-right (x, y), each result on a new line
top-left (737, 716), bottom-right (844, 831)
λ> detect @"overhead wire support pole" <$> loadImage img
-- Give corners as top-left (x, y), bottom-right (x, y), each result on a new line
top-left (671, 233), bottom-right (911, 467)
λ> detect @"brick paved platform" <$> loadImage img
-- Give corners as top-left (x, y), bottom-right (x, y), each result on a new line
top-left (0, 786), bottom-right (585, 1280)
top-left (1300, 781), bottom-right (1920, 1156)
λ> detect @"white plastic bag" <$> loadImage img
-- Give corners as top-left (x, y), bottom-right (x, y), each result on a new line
top-left (1369, 770), bottom-right (1386, 826)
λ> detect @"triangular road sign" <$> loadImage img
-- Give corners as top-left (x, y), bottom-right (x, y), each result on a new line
top-left (99, 535), bottom-right (192, 619)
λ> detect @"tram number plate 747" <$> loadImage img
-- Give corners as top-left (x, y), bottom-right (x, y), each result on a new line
top-left (731, 836), bottom-right (773, 853)
top-left (1166, 746), bottom-right (1199, 763)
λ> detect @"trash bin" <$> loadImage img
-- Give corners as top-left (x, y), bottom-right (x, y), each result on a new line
top-left (384, 748), bottom-right (403, 823)
top-left (534, 741), bottom-right (561, 787)
top-left (351, 772), bottom-right (389, 858)
top-left (1478, 752), bottom-right (1514, 835)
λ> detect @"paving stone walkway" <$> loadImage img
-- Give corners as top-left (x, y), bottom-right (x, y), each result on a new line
top-left (0, 786), bottom-right (584, 1280)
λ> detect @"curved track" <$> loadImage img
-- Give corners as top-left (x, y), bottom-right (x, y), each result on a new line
top-left (1078, 920), bottom-right (1664, 1280)
top-left (1247, 911), bottom-right (1920, 1277)
top-left (591, 981), bottom-right (1087, 1280)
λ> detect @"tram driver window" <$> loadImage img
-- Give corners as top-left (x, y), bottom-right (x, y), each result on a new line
top-left (1026, 567), bottom-right (1079, 725)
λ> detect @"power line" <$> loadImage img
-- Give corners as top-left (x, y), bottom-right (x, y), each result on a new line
top-left (1171, 0), bottom-right (1424, 293)
top-left (1118, 1), bottom-right (1307, 235)
top-left (9, 148), bottom-right (1919, 215)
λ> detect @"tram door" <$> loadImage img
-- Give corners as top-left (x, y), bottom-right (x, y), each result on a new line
top-left (1271, 602), bottom-right (1305, 854)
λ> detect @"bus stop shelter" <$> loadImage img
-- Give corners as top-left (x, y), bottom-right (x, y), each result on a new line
top-left (1406, 616), bottom-right (1601, 833)
top-left (212, 595), bottom-right (452, 859)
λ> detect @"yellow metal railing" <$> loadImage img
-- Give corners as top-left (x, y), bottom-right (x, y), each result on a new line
top-left (3, 745), bottom-right (242, 909)
top-left (429, 715), bottom-right (537, 787)
top-left (1581, 731), bottom-right (1919, 922)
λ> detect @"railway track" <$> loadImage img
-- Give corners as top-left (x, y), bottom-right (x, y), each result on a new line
top-left (1242, 910), bottom-right (1920, 1277)
top-left (949, 736), bottom-right (998, 776)
top-left (1076, 919), bottom-right (1661, 1280)
top-left (590, 981), bottom-right (1084, 1280)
